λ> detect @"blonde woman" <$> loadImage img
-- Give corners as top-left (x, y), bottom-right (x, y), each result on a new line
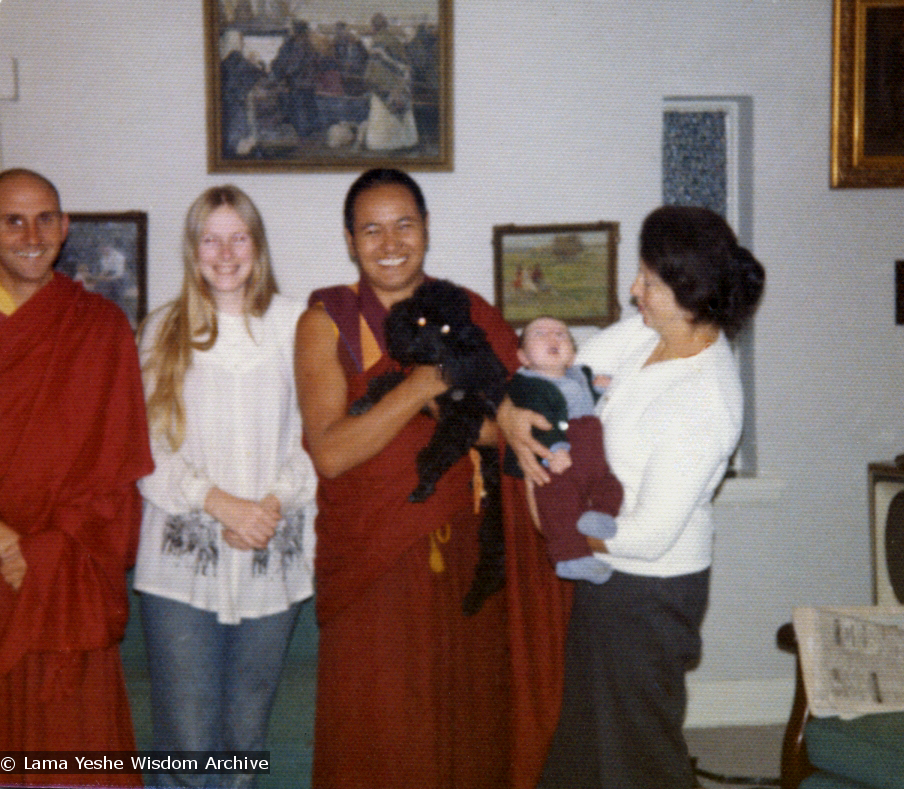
top-left (135, 185), bottom-right (316, 788)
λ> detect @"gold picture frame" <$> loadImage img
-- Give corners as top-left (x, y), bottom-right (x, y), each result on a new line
top-left (493, 221), bottom-right (620, 329)
top-left (832, 0), bottom-right (904, 187)
top-left (204, 0), bottom-right (453, 173)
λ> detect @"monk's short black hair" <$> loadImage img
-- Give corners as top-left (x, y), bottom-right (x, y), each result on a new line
top-left (343, 168), bottom-right (427, 234)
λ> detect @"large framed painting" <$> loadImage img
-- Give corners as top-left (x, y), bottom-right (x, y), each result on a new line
top-left (832, 0), bottom-right (904, 187)
top-left (56, 212), bottom-right (148, 330)
top-left (205, 0), bottom-right (452, 172)
top-left (493, 221), bottom-right (620, 329)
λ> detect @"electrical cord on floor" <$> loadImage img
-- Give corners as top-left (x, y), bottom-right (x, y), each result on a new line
top-left (692, 758), bottom-right (781, 787)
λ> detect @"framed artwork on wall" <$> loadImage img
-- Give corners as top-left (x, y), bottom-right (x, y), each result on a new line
top-left (204, 0), bottom-right (452, 172)
top-left (56, 212), bottom-right (148, 330)
top-left (662, 95), bottom-right (758, 475)
top-left (493, 221), bottom-right (620, 329)
top-left (832, 0), bottom-right (904, 187)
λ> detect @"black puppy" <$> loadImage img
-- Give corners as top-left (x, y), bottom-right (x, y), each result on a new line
top-left (350, 279), bottom-right (509, 502)
top-left (349, 279), bottom-right (509, 614)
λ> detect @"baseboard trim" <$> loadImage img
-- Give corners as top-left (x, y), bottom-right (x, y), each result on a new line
top-left (685, 677), bottom-right (795, 728)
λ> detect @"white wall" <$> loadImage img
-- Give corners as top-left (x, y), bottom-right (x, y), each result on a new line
top-left (2, 0), bottom-right (903, 726)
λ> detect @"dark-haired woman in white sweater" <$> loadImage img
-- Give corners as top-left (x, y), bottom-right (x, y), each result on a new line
top-left (501, 205), bottom-right (765, 789)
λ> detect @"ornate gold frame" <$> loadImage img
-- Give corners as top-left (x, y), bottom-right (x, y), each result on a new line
top-left (832, 0), bottom-right (904, 187)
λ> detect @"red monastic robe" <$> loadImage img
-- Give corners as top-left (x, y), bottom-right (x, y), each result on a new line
top-left (307, 280), bottom-right (570, 789)
top-left (0, 273), bottom-right (153, 787)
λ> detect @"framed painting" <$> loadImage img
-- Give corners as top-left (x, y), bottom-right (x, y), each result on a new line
top-left (832, 0), bottom-right (904, 187)
top-left (56, 212), bottom-right (148, 330)
top-left (204, 0), bottom-right (452, 172)
top-left (493, 221), bottom-right (620, 329)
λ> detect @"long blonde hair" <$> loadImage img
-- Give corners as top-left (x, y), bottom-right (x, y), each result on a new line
top-left (141, 185), bottom-right (279, 450)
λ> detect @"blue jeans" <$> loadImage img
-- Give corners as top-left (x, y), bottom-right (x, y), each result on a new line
top-left (140, 593), bottom-right (300, 788)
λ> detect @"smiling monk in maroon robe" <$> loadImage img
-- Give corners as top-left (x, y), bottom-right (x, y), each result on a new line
top-left (0, 169), bottom-right (153, 787)
top-left (296, 169), bottom-right (570, 789)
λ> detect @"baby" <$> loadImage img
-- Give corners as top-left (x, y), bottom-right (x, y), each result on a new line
top-left (507, 316), bottom-right (622, 583)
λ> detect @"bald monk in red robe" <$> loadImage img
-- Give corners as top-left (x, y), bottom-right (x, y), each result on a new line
top-left (0, 169), bottom-right (153, 787)
top-left (296, 168), bottom-right (571, 789)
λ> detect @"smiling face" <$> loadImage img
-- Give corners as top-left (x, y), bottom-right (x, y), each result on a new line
top-left (344, 182), bottom-right (428, 308)
top-left (0, 173), bottom-right (69, 306)
top-left (629, 261), bottom-right (694, 338)
top-left (195, 204), bottom-right (255, 314)
top-left (517, 316), bottom-right (576, 377)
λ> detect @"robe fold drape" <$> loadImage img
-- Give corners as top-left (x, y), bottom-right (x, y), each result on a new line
top-left (307, 279), bottom-right (571, 788)
top-left (0, 273), bottom-right (153, 787)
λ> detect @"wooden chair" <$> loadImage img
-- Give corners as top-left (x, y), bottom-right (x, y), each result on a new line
top-left (777, 621), bottom-right (904, 789)
top-left (777, 622), bottom-right (815, 789)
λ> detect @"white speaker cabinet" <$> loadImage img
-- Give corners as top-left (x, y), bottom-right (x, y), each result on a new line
top-left (868, 463), bottom-right (904, 606)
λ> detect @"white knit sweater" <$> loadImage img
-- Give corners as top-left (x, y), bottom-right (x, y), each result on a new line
top-left (576, 314), bottom-right (742, 578)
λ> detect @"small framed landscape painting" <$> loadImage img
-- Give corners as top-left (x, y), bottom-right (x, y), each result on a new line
top-left (493, 221), bottom-right (620, 329)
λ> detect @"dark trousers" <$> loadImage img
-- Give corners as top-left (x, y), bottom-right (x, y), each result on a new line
top-left (533, 415), bottom-right (623, 564)
top-left (538, 569), bottom-right (710, 789)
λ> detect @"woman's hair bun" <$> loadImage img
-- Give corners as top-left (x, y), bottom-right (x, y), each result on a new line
top-left (640, 205), bottom-right (765, 338)
top-left (722, 244), bottom-right (765, 337)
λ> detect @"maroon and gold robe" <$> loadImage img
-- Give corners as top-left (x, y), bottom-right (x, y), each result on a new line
top-left (307, 279), bottom-right (570, 789)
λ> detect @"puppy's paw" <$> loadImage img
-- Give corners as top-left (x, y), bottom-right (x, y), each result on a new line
top-left (409, 481), bottom-right (436, 502)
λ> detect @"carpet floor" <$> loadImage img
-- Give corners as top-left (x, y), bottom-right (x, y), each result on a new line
top-left (122, 589), bottom-right (786, 789)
